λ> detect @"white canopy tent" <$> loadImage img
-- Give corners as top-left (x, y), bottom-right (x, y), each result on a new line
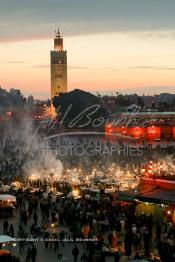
top-left (0, 194), bottom-right (16, 202)
top-left (0, 235), bottom-right (15, 243)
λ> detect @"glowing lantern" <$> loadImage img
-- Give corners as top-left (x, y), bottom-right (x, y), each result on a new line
top-left (167, 210), bottom-right (171, 215)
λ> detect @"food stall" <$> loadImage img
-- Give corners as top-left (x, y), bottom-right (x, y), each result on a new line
top-left (0, 195), bottom-right (16, 217)
top-left (0, 235), bottom-right (16, 262)
top-left (10, 182), bottom-right (23, 191)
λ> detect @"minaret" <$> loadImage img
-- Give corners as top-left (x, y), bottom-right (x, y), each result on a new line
top-left (50, 28), bottom-right (67, 117)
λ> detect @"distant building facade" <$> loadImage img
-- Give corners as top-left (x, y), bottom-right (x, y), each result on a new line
top-left (105, 112), bottom-right (175, 142)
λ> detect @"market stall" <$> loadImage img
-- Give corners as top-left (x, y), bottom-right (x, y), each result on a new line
top-left (0, 195), bottom-right (16, 217)
top-left (0, 235), bottom-right (16, 262)
top-left (136, 189), bottom-right (175, 222)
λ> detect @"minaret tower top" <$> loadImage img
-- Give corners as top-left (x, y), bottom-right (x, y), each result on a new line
top-left (54, 28), bottom-right (63, 51)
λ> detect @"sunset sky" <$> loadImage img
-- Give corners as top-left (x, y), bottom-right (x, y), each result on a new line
top-left (0, 0), bottom-right (175, 98)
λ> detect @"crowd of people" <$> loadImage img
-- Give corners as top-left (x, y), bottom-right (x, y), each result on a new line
top-left (0, 185), bottom-right (175, 261)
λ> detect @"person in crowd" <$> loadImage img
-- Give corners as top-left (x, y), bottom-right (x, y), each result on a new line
top-left (33, 211), bottom-right (38, 224)
top-left (30, 244), bottom-right (37, 262)
top-left (156, 222), bottom-right (162, 242)
top-left (59, 229), bottom-right (65, 247)
top-left (44, 231), bottom-right (50, 249)
top-left (80, 252), bottom-right (88, 262)
top-left (53, 233), bottom-right (59, 252)
top-left (9, 224), bottom-right (14, 237)
top-left (124, 229), bottom-right (133, 257)
top-left (143, 227), bottom-right (151, 257)
top-left (21, 209), bottom-right (28, 226)
top-left (25, 247), bottom-right (31, 262)
top-left (72, 244), bottom-right (79, 262)
top-left (3, 219), bottom-right (9, 235)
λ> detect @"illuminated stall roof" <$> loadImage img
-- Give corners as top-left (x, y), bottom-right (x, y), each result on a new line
top-left (118, 192), bottom-right (136, 201)
top-left (120, 111), bottom-right (175, 119)
top-left (137, 189), bottom-right (175, 204)
top-left (0, 235), bottom-right (15, 243)
top-left (0, 194), bottom-right (16, 202)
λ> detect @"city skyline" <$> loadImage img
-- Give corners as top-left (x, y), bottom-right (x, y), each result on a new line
top-left (1, 0), bottom-right (175, 98)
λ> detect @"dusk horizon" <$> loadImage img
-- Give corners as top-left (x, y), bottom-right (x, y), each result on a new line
top-left (1, 0), bottom-right (175, 98)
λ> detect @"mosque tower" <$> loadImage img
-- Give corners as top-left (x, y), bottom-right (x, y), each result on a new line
top-left (50, 28), bottom-right (67, 117)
